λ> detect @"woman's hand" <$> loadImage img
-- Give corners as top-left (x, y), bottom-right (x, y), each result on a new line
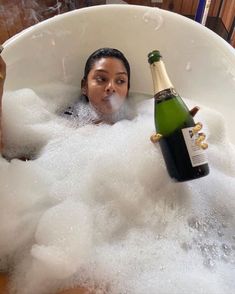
top-left (0, 47), bottom-right (6, 153)
top-left (150, 106), bottom-right (208, 150)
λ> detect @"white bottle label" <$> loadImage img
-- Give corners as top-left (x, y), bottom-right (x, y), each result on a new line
top-left (181, 127), bottom-right (208, 167)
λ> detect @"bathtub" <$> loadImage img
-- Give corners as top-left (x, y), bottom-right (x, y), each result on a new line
top-left (1, 5), bottom-right (235, 293)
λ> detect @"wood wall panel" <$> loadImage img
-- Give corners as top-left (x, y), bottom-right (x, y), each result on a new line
top-left (180, 0), bottom-right (194, 15)
top-left (0, 18), bottom-right (8, 45)
top-left (191, 0), bottom-right (199, 15)
top-left (210, 0), bottom-right (221, 16)
top-left (160, 0), bottom-right (182, 13)
top-left (221, 0), bottom-right (235, 30)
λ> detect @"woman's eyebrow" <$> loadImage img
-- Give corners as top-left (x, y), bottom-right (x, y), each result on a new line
top-left (116, 72), bottom-right (128, 76)
top-left (94, 69), bottom-right (127, 75)
top-left (94, 69), bottom-right (108, 73)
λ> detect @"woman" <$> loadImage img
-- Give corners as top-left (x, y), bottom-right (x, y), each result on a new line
top-left (62, 47), bottom-right (131, 125)
top-left (0, 47), bottom-right (131, 293)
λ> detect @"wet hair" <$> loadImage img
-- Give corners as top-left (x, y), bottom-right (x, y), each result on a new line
top-left (82, 47), bottom-right (131, 90)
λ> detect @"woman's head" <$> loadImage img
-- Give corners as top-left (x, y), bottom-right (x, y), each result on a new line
top-left (81, 48), bottom-right (130, 115)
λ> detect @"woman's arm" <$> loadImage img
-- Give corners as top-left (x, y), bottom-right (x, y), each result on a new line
top-left (0, 51), bottom-right (6, 154)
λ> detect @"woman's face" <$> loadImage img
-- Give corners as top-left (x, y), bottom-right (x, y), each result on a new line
top-left (83, 57), bottom-right (129, 115)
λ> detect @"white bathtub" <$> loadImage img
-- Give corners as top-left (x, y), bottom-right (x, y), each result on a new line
top-left (2, 4), bottom-right (235, 142)
top-left (1, 6), bottom-right (235, 293)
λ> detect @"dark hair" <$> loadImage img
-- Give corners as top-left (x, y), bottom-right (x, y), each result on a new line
top-left (82, 47), bottom-right (131, 90)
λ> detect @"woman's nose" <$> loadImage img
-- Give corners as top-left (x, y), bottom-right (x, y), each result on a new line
top-left (105, 80), bottom-right (115, 93)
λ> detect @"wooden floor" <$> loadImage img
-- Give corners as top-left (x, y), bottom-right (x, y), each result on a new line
top-left (0, 0), bottom-right (234, 47)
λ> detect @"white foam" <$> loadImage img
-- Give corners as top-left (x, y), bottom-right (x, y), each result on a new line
top-left (0, 86), bottom-right (235, 294)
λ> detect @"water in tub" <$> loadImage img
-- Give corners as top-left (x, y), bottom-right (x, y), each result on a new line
top-left (0, 83), bottom-right (235, 294)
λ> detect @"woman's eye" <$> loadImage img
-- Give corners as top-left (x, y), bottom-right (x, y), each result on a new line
top-left (95, 76), bottom-right (106, 83)
top-left (116, 79), bottom-right (127, 85)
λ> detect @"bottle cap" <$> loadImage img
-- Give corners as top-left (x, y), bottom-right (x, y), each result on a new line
top-left (148, 50), bottom-right (162, 64)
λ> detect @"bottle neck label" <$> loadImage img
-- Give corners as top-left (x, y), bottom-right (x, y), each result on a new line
top-left (154, 88), bottom-right (178, 103)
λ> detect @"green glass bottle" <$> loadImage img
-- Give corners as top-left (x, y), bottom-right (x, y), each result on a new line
top-left (148, 50), bottom-right (209, 182)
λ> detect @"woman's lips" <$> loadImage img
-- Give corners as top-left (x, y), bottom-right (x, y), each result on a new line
top-left (103, 95), bottom-right (111, 101)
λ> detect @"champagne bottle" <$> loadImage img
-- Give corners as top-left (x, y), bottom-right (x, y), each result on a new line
top-left (148, 50), bottom-right (209, 182)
